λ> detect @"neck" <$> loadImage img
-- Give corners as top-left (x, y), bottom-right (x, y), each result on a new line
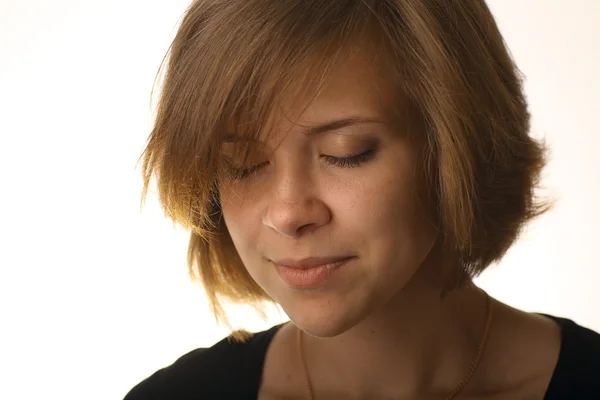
top-left (299, 275), bottom-right (491, 399)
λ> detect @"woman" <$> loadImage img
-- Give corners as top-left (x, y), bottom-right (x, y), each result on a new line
top-left (125, 0), bottom-right (600, 398)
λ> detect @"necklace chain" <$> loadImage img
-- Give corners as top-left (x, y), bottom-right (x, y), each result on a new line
top-left (297, 291), bottom-right (493, 400)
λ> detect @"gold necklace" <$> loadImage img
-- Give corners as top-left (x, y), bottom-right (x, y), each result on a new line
top-left (296, 291), bottom-right (493, 400)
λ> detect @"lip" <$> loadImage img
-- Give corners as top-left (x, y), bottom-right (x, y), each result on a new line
top-left (271, 255), bottom-right (353, 269)
top-left (272, 256), bottom-right (354, 289)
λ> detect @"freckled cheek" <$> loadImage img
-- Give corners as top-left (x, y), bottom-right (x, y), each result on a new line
top-left (220, 200), bottom-right (262, 255)
top-left (334, 170), bottom-right (415, 214)
top-left (341, 180), bottom-right (422, 265)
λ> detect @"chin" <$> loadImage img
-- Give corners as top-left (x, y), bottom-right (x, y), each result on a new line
top-left (295, 315), bottom-right (360, 338)
top-left (281, 292), bottom-right (374, 338)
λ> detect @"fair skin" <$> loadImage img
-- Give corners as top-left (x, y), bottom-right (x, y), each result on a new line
top-left (219, 44), bottom-right (561, 399)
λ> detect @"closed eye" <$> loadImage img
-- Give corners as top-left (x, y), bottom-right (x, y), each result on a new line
top-left (231, 162), bottom-right (269, 180)
top-left (230, 148), bottom-right (377, 180)
top-left (322, 148), bottom-right (376, 168)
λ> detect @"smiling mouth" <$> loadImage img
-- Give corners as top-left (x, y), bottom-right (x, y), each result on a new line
top-left (270, 255), bottom-right (354, 269)
top-left (271, 256), bottom-right (355, 289)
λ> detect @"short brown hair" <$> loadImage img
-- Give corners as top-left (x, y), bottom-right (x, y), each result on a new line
top-left (140, 0), bottom-right (549, 333)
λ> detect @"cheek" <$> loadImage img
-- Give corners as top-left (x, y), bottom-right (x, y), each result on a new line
top-left (332, 162), bottom-right (436, 276)
top-left (331, 157), bottom-right (419, 232)
top-left (220, 194), bottom-right (262, 261)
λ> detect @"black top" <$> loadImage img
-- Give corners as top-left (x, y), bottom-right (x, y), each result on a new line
top-left (124, 315), bottom-right (600, 399)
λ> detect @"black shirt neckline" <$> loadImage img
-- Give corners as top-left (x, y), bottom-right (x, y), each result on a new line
top-left (252, 315), bottom-right (585, 399)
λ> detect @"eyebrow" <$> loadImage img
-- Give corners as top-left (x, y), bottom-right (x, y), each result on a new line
top-left (223, 116), bottom-right (383, 143)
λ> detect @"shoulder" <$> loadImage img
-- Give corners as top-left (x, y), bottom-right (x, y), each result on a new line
top-left (544, 315), bottom-right (600, 399)
top-left (123, 324), bottom-right (284, 400)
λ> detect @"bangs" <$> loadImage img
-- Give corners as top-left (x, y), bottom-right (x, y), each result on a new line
top-left (141, 0), bottom-right (380, 237)
top-left (212, 10), bottom-right (383, 183)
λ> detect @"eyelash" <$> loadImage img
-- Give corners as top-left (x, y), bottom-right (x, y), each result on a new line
top-left (231, 149), bottom-right (376, 180)
top-left (322, 149), bottom-right (376, 169)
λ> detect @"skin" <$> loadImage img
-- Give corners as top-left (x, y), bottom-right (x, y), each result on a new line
top-left (219, 43), bottom-right (561, 399)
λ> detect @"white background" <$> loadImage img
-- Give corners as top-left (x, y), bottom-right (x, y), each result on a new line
top-left (1, 1), bottom-right (598, 399)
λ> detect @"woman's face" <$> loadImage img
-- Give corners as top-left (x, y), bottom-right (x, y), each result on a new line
top-left (219, 48), bottom-right (438, 338)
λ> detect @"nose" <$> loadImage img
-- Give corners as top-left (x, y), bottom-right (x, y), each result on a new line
top-left (262, 167), bottom-right (331, 238)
